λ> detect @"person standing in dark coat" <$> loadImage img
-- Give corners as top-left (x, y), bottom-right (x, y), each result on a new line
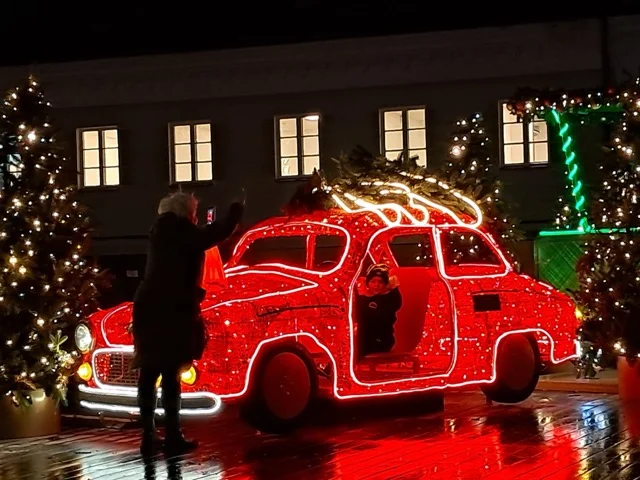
top-left (133, 192), bottom-right (244, 456)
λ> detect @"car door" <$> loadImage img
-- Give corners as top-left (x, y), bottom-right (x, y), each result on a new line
top-left (435, 226), bottom-right (511, 377)
top-left (374, 227), bottom-right (455, 375)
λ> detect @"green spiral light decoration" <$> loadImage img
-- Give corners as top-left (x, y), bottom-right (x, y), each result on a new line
top-left (549, 109), bottom-right (589, 233)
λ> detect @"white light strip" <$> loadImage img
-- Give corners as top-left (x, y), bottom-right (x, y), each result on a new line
top-left (79, 400), bottom-right (221, 416)
top-left (78, 385), bottom-right (222, 416)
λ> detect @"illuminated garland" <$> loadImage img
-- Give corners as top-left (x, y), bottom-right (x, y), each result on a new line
top-left (506, 76), bottom-right (640, 232)
top-left (507, 77), bottom-right (640, 359)
top-left (284, 147), bottom-right (483, 226)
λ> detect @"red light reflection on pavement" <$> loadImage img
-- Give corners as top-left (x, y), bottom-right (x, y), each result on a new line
top-left (0, 393), bottom-right (638, 479)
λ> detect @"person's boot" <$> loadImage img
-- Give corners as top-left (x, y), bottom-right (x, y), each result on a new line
top-left (162, 392), bottom-right (198, 456)
top-left (163, 408), bottom-right (198, 455)
top-left (140, 407), bottom-right (163, 456)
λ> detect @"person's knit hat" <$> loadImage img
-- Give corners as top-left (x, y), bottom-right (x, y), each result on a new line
top-left (366, 264), bottom-right (390, 284)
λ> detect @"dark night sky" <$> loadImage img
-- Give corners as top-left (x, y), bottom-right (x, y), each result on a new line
top-left (4, 1), bottom-right (640, 66)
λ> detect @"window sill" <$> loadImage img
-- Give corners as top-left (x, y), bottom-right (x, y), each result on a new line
top-left (500, 163), bottom-right (549, 170)
top-left (170, 180), bottom-right (215, 188)
top-left (275, 175), bottom-right (313, 183)
top-left (78, 185), bottom-right (121, 192)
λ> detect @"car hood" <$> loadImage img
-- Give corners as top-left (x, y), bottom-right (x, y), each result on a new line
top-left (95, 268), bottom-right (319, 346)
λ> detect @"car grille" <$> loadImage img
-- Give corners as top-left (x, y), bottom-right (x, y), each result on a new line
top-left (95, 351), bottom-right (139, 387)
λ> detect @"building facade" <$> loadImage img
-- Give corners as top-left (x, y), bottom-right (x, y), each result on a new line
top-left (0, 16), bottom-right (638, 303)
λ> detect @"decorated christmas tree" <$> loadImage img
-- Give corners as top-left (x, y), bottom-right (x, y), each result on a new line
top-left (440, 114), bottom-right (523, 255)
top-left (283, 145), bottom-right (481, 226)
top-left (328, 145), bottom-right (473, 217)
top-left (574, 89), bottom-right (640, 359)
top-left (0, 77), bottom-right (104, 406)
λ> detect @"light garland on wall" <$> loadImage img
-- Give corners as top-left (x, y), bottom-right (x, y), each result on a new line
top-left (507, 76), bottom-right (640, 234)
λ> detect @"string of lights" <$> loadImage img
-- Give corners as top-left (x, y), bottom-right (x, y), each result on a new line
top-left (508, 77), bottom-right (640, 360)
top-left (506, 76), bottom-right (640, 233)
top-left (0, 76), bottom-right (106, 406)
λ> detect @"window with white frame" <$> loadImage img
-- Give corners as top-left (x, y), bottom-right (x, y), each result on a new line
top-left (0, 154), bottom-right (22, 189)
top-left (78, 128), bottom-right (120, 187)
top-left (380, 107), bottom-right (427, 166)
top-left (500, 103), bottom-right (549, 166)
top-left (170, 122), bottom-right (213, 183)
top-left (275, 114), bottom-right (320, 178)
top-left (7, 154), bottom-right (22, 177)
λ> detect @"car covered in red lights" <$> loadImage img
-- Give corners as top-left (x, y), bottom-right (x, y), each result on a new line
top-left (75, 193), bottom-right (578, 432)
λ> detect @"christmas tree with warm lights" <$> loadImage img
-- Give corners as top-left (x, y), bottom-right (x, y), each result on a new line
top-left (574, 86), bottom-right (640, 360)
top-left (0, 77), bottom-right (104, 406)
top-left (329, 145), bottom-right (464, 213)
top-left (283, 143), bottom-right (495, 228)
top-left (440, 114), bottom-right (523, 256)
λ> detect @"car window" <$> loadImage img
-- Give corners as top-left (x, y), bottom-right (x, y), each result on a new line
top-left (313, 234), bottom-right (347, 271)
top-left (441, 230), bottom-right (501, 266)
top-left (388, 234), bottom-right (435, 267)
top-left (237, 235), bottom-right (307, 268)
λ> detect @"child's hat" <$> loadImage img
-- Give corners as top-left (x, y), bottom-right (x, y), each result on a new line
top-left (366, 263), bottom-right (390, 284)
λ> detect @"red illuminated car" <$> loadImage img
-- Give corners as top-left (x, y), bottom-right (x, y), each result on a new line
top-left (75, 190), bottom-right (578, 432)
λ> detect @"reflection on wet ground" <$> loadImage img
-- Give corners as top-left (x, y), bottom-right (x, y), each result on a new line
top-left (1, 392), bottom-right (639, 479)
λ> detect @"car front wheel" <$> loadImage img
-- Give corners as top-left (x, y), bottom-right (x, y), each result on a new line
top-left (482, 334), bottom-right (540, 404)
top-left (239, 345), bottom-right (317, 434)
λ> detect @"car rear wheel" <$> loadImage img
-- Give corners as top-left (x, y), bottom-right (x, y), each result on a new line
top-left (239, 345), bottom-right (317, 434)
top-left (482, 334), bottom-right (540, 404)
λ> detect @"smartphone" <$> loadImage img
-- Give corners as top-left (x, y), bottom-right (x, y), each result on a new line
top-left (207, 207), bottom-right (216, 224)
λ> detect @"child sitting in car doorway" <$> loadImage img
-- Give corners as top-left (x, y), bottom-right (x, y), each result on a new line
top-left (355, 263), bottom-right (402, 360)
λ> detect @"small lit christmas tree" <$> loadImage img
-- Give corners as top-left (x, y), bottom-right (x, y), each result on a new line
top-left (328, 146), bottom-right (469, 215)
top-left (441, 114), bottom-right (523, 256)
top-left (282, 145), bottom-right (481, 225)
top-left (0, 77), bottom-right (104, 406)
top-left (554, 194), bottom-right (587, 231)
top-left (574, 79), bottom-right (640, 360)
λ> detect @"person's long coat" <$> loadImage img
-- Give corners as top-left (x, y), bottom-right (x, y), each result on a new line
top-left (132, 203), bottom-right (244, 370)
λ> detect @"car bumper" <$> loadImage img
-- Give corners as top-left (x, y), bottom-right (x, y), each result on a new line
top-left (77, 385), bottom-right (222, 417)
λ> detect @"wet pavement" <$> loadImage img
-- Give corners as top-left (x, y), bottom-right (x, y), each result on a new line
top-left (0, 392), bottom-right (639, 479)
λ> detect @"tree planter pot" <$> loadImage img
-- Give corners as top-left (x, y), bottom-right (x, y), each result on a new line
top-left (0, 389), bottom-right (60, 440)
top-left (618, 357), bottom-right (640, 401)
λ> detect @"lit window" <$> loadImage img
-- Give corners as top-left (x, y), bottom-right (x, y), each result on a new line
top-left (380, 107), bottom-right (427, 166)
top-left (7, 154), bottom-right (22, 177)
top-left (170, 122), bottom-right (213, 183)
top-left (78, 127), bottom-right (120, 187)
top-left (275, 114), bottom-right (320, 178)
top-left (500, 103), bottom-right (548, 166)
top-left (0, 154), bottom-right (22, 189)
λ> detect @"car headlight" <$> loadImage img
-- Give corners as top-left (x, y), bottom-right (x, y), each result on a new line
top-left (75, 324), bottom-right (93, 353)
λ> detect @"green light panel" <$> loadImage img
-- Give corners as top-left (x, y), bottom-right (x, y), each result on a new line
top-left (548, 109), bottom-right (589, 232)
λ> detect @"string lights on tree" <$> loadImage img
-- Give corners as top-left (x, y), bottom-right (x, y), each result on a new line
top-left (441, 113), bottom-right (523, 261)
top-left (506, 76), bottom-right (640, 233)
top-left (508, 77), bottom-right (640, 359)
top-left (282, 146), bottom-right (473, 219)
top-left (0, 76), bottom-right (106, 406)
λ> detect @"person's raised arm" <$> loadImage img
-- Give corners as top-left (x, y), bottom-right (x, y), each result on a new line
top-left (180, 202), bottom-right (244, 252)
